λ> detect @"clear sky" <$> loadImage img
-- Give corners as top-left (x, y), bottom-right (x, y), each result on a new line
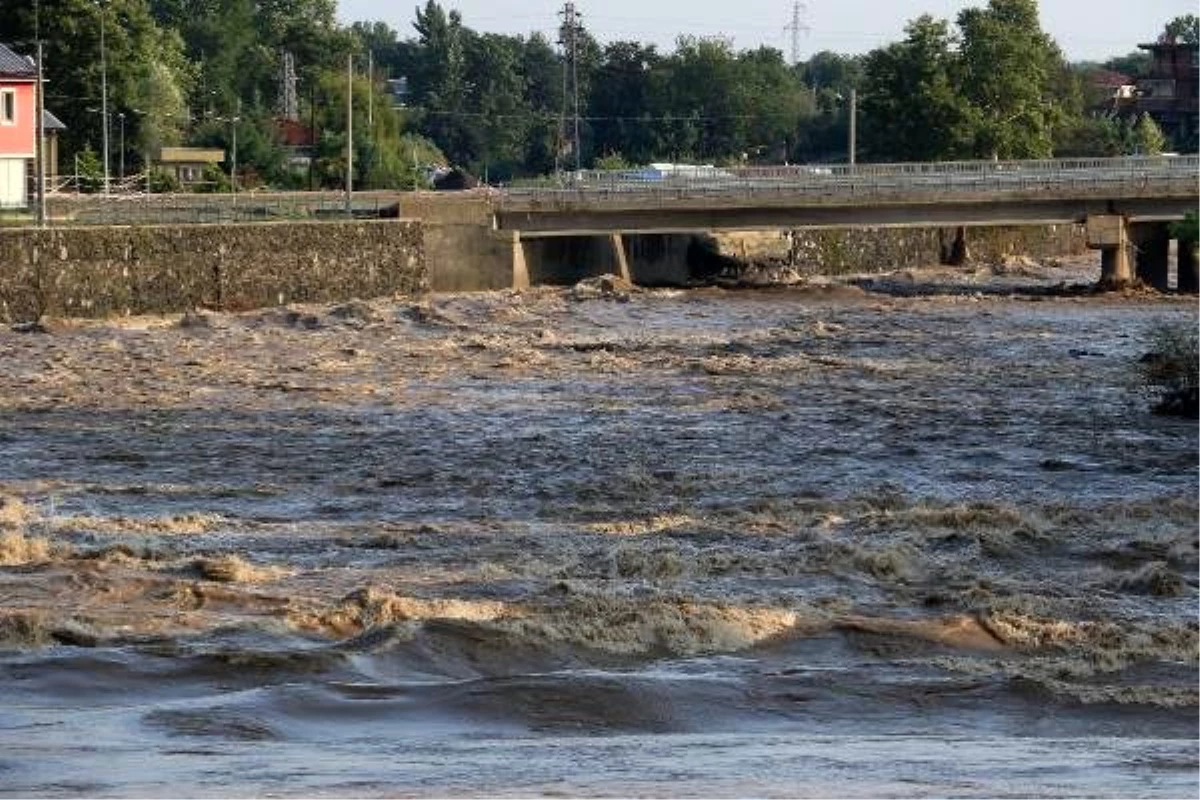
top-left (337, 0), bottom-right (1196, 63)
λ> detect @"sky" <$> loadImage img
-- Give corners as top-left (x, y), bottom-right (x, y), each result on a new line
top-left (337, 0), bottom-right (1196, 63)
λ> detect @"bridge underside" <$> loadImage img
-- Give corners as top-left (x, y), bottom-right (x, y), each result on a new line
top-left (496, 196), bottom-right (1193, 237)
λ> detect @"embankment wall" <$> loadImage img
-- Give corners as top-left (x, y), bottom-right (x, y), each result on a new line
top-left (0, 221), bottom-right (426, 322)
top-left (523, 226), bottom-right (1090, 288)
top-left (787, 224), bottom-right (1089, 274)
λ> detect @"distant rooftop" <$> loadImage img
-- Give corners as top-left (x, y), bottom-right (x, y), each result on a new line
top-left (0, 42), bottom-right (36, 78)
top-left (157, 147), bottom-right (225, 164)
top-left (43, 109), bottom-right (65, 131)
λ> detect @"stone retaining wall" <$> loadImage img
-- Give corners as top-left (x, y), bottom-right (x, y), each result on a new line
top-left (788, 225), bottom-right (1088, 275)
top-left (0, 221), bottom-right (426, 323)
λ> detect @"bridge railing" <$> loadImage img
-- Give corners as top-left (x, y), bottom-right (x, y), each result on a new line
top-left (501, 155), bottom-right (1199, 205)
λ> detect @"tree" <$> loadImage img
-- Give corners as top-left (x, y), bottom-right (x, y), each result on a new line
top-left (800, 51), bottom-right (863, 94)
top-left (590, 41), bottom-right (661, 165)
top-left (735, 48), bottom-right (806, 163)
top-left (1164, 15), bottom-right (1200, 45)
top-left (521, 33), bottom-right (565, 175)
top-left (957, 0), bottom-right (1065, 159)
top-left (657, 37), bottom-right (743, 161)
top-left (464, 34), bottom-right (531, 180)
top-left (1104, 51), bottom-right (1153, 80)
top-left (861, 16), bottom-right (975, 162)
top-left (1130, 112), bottom-right (1167, 155)
top-left (411, 1), bottom-right (470, 165)
top-left (1053, 115), bottom-right (1124, 157)
top-left (1, 0), bottom-right (192, 170)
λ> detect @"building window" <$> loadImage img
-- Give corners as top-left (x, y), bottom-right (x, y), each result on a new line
top-left (0, 90), bottom-right (15, 125)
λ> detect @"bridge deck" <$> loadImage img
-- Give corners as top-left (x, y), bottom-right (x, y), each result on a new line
top-left (496, 156), bottom-right (1199, 235)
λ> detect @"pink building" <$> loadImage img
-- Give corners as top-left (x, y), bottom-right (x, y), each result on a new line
top-left (0, 42), bottom-right (37, 208)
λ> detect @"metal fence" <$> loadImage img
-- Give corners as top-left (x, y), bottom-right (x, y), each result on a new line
top-left (503, 155), bottom-right (1200, 206)
top-left (36, 188), bottom-right (405, 226)
top-left (3, 155), bottom-right (1196, 225)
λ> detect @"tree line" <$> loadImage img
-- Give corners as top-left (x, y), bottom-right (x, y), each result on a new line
top-left (0, 0), bottom-right (1195, 190)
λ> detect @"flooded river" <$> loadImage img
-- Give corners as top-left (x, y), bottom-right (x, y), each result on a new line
top-left (0, 261), bottom-right (1196, 797)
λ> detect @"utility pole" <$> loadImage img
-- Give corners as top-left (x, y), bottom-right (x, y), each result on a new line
top-left (118, 112), bottom-right (125, 179)
top-left (784, 2), bottom-right (809, 66)
top-left (34, 0), bottom-right (43, 222)
top-left (848, 87), bottom-right (857, 166)
top-left (231, 98), bottom-right (240, 193)
top-left (345, 53), bottom-right (353, 215)
top-left (97, 0), bottom-right (110, 194)
top-left (557, 2), bottom-right (583, 177)
top-left (35, 40), bottom-right (46, 226)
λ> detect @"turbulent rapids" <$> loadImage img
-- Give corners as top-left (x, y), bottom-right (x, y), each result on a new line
top-left (0, 260), bottom-right (1196, 797)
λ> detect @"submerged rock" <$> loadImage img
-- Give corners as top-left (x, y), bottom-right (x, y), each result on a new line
top-left (10, 317), bottom-right (66, 334)
top-left (1118, 561), bottom-right (1185, 597)
top-left (569, 274), bottom-right (634, 302)
top-left (1153, 386), bottom-right (1199, 419)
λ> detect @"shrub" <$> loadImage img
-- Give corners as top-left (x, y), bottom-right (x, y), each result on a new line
top-left (1139, 321), bottom-right (1199, 418)
top-left (147, 168), bottom-right (180, 194)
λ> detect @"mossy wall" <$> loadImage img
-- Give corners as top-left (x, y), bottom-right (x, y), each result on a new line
top-left (0, 221), bottom-right (426, 323)
top-left (788, 225), bottom-right (1088, 275)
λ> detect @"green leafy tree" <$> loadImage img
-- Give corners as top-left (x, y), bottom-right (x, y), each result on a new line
top-left (590, 42), bottom-right (662, 165)
top-left (464, 34), bottom-right (531, 180)
top-left (73, 145), bottom-right (105, 192)
top-left (1053, 114), bottom-right (1124, 157)
top-left (1, 0), bottom-right (192, 171)
top-left (1130, 112), bottom-right (1168, 154)
top-left (520, 33), bottom-right (566, 175)
top-left (1104, 51), bottom-right (1153, 80)
top-left (1164, 15), bottom-right (1200, 45)
top-left (957, 0), bottom-right (1064, 159)
top-left (653, 37), bottom-right (745, 161)
top-left (411, 1), bottom-right (471, 166)
top-left (800, 51), bottom-right (863, 95)
top-left (861, 16), bottom-right (975, 162)
top-left (735, 47), bottom-right (806, 163)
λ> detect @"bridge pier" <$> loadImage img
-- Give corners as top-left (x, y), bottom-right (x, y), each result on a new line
top-left (1088, 215), bottom-right (1134, 289)
top-left (1179, 242), bottom-right (1198, 294)
top-left (1131, 222), bottom-right (1171, 291)
top-left (939, 226), bottom-right (969, 266)
top-left (512, 233), bottom-right (531, 290)
top-left (515, 234), bottom-right (635, 286)
top-left (609, 234), bottom-right (632, 283)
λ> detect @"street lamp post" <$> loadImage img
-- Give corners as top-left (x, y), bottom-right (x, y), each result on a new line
top-left (229, 99), bottom-right (240, 194)
top-left (848, 88), bottom-right (857, 167)
top-left (118, 112), bottom-right (125, 180)
top-left (345, 53), bottom-right (353, 215)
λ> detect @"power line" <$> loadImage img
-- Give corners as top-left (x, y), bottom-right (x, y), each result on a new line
top-left (421, 109), bottom-right (806, 122)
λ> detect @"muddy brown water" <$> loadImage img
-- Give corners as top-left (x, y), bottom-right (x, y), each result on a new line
top-left (0, 262), bottom-right (1196, 797)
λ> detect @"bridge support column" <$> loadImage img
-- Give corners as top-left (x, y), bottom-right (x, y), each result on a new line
top-left (1087, 215), bottom-right (1133, 289)
top-left (939, 226), bottom-right (969, 266)
top-left (511, 233), bottom-right (530, 290)
top-left (610, 234), bottom-right (632, 283)
top-left (1178, 242), bottom-right (1198, 294)
top-left (1131, 222), bottom-right (1171, 291)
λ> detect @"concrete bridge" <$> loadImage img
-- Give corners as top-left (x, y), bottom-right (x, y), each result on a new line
top-left (493, 156), bottom-right (1199, 291)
